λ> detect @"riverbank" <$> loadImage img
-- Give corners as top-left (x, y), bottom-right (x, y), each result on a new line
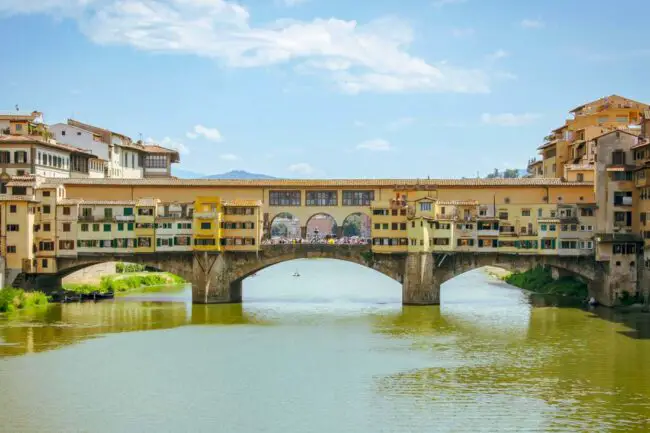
top-left (487, 266), bottom-right (588, 298)
top-left (0, 288), bottom-right (49, 313)
top-left (63, 272), bottom-right (185, 295)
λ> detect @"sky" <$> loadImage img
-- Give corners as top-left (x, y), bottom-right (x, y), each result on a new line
top-left (1, 0), bottom-right (650, 179)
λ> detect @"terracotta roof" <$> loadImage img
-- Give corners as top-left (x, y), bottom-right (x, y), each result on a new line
top-left (74, 200), bottom-right (137, 205)
top-left (413, 196), bottom-right (436, 202)
top-left (47, 178), bottom-right (594, 188)
top-left (537, 139), bottom-right (558, 150)
top-left (528, 160), bottom-right (543, 167)
top-left (136, 198), bottom-right (159, 207)
top-left (0, 112), bottom-right (39, 121)
top-left (143, 145), bottom-right (177, 154)
top-left (552, 125), bottom-right (568, 133)
top-left (631, 139), bottom-right (649, 149)
top-left (0, 194), bottom-right (38, 202)
top-left (6, 181), bottom-right (35, 187)
top-left (57, 198), bottom-right (83, 205)
top-left (223, 200), bottom-right (262, 207)
top-left (569, 95), bottom-right (649, 113)
top-left (437, 200), bottom-right (479, 206)
top-left (0, 135), bottom-right (96, 156)
top-left (593, 128), bottom-right (641, 142)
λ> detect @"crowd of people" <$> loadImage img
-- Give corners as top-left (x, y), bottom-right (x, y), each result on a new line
top-left (261, 235), bottom-right (371, 245)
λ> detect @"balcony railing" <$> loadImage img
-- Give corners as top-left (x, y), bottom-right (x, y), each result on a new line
top-left (194, 211), bottom-right (218, 219)
top-left (79, 215), bottom-right (95, 222)
top-left (436, 213), bottom-right (458, 220)
top-left (115, 215), bottom-right (135, 222)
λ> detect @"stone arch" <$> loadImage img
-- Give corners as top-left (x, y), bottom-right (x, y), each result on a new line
top-left (225, 245), bottom-right (405, 288)
top-left (268, 211), bottom-right (301, 239)
top-left (341, 212), bottom-right (372, 239)
top-left (305, 212), bottom-right (338, 239)
top-left (433, 252), bottom-right (597, 286)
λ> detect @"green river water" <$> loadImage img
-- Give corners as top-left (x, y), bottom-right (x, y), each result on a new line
top-left (1, 259), bottom-right (649, 433)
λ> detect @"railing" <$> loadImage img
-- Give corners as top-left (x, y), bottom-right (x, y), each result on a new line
top-left (436, 213), bottom-right (458, 220)
top-left (115, 215), bottom-right (135, 222)
top-left (194, 211), bottom-right (218, 219)
top-left (156, 214), bottom-right (186, 220)
top-left (79, 215), bottom-right (95, 222)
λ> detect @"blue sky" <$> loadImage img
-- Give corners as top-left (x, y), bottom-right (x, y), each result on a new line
top-left (1, 0), bottom-right (649, 178)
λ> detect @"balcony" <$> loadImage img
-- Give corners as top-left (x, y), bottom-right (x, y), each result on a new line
top-left (156, 213), bottom-right (185, 220)
top-left (477, 229), bottom-right (499, 237)
top-left (194, 211), bottom-right (218, 219)
top-left (115, 215), bottom-right (135, 222)
top-left (79, 215), bottom-right (95, 222)
top-left (436, 213), bottom-right (458, 221)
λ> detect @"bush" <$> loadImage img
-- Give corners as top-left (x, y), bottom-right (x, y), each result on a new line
top-left (116, 262), bottom-right (147, 273)
top-left (504, 266), bottom-right (588, 298)
top-left (0, 288), bottom-right (49, 313)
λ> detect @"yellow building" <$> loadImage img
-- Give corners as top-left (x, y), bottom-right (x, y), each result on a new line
top-left (134, 198), bottom-right (158, 253)
top-left (193, 196), bottom-right (222, 251)
top-left (221, 200), bottom-right (262, 252)
top-left (370, 195), bottom-right (408, 254)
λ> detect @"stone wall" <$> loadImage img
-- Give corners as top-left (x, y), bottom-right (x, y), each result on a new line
top-left (62, 261), bottom-right (117, 285)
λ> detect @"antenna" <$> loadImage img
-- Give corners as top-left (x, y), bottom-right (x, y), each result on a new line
top-left (15, 104), bottom-right (19, 112)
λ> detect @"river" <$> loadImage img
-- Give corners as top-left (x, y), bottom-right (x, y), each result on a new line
top-left (1, 259), bottom-right (650, 433)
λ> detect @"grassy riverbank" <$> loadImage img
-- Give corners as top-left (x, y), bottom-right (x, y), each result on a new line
top-left (0, 288), bottom-right (49, 313)
top-left (63, 272), bottom-right (185, 295)
top-left (502, 266), bottom-right (588, 298)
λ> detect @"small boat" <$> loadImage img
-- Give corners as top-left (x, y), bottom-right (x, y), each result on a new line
top-left (292, 271), bottom-right (301, 277)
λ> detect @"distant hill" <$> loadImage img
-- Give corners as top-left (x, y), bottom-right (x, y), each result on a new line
top-left (202, 170), bottom-right (276, 180)
top-left (171, 167), bottom-right (206, 178)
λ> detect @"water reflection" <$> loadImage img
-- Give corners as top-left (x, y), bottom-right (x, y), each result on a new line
top-left (1, 262), bottom-right (649, 433)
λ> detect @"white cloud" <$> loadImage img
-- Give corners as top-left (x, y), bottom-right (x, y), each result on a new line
top-left (486, 49), bottom-right (509, 62)
top-left (356, 139), bottom-right (392, 151)
top-left (146, 136), bottom-right (190, 154)
top-left (520, 19), bottom-right (545, 29)
top-left (451, 27), bottom-right (474, 38)
top-left (279, 0), bottom-right (309, 6)
top-left (186, 124), bottom-right (223, 142)
top-left (386, 117), bottom-right (415, 131)
top-left (220, 153), bottom-right (239, 160)
top-left (3, 0), bottom-right (490, 94)
top-left (353, 120), bottom-right (365, 127)
top-left (432, 0), bottom-right (466, 7)
top-left (288, 162), bottom-right (315, 175)
top-left (480, 113), bottom-right (541, 127)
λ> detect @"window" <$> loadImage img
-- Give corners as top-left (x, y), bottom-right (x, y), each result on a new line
top-left (374, 223), bottom-right (380, 230)
top-left (560, 240), bottom-right (578, 249)
top-left (128, 223), bottom-right (134, 231)
top-left (124, 207), bottom-right (133, 216)
top-left (201, 222), bottom-right (211, 230)
top-left (61, 223), bottom-right (71, 232)
top-left (81, 224), bottom-right (89, 232)
top-left (43, 205), bottom-right (51, 214)
top-left (382, 223), bottom-right (388, 230)
top-left (137, 237), bottom-right (152, 248)
top-left (400, 223), bottom-right (406, 230)
top-left (39, 241), bottom-right (55, 251)
top-left (42, 191), bottom-right (51, 197)
top-left (0, 151), bottom-right (10, 163)
top-left (104, 208), bottom-right (113, 218)
top-left (577, 173), bottom-right (584, 182)
top-left (42, 259), bottom-right (48, 269)
top-left (82, 207), bottom-right (92, 217)
top-left (342, 190), bottom-right (374, 206)
top-left (103, 224), bottom-right (111, 232)
top-left (521, 209), bottom-right (530, 217)
top-left (614, 211), bottom-right (632, 226)
top-left (14, 151), bottom-right (27, 164)
top-left (137, 208), bottom-right (154, 216)
top-left (194, 238), bottom-right (216, 246)
top-left (420, 202), bottom-right (432, 211)
top-left (62, 207), bottom-right (71, 216)
top-left (613, 243), bottom-right (636, 255)
top-left (498, 212), bottom-right (508, 220)
top-left (306, 191), bottom-right (337, 206)
top-left (6, 224), bottom-right (19, 232)
top-left (12, 186), bottom-right (27, 195)
top-left (93, 224), bottom-right (100, 232)
top-left (144, 154), bottom-right (168, 169)
top-left (549, 224), bottom-right (556, 231)
top-left (269, 190), bottom-right (301, 206)
top-left (580, 207), bottom-right (594, 217)
top-left (613, 191), bottom-right (632, 206)
top-left (43, 223), bottom-right (51, 232)
top-left (612, 150), bottom-right (626, 165)
top-left (9, 205), bottom-right (16, 213)
top-left (537, 208), bottom-right (543, 217)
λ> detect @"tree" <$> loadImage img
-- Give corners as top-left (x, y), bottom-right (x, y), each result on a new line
top-left (343, 218), bottom-right (361, 237)
top-left (271, 223), bottom-right (288, 237)
top-left (486, 168), bottom-right (501, 179)
top-left (503, 168), bottom-right (520, 178)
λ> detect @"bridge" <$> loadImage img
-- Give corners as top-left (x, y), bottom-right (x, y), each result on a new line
top-left (38, 245), bottom-right (606, 305)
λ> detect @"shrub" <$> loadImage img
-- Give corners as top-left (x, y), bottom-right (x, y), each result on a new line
top-left (504, 266), bottom-right (588, 298)
top-left (0, 288), bottom-right (49, 313)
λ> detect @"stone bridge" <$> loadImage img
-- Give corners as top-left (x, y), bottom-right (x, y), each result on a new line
top-left (32, 245), bottom-right (612, 305)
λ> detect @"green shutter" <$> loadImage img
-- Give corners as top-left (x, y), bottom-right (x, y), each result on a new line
top-left (104, 224), bottom-right (111, 232)
top-left (551, 239), bottom-right (556, 249)
top-left (157, 238), bottom-right (161, 247)
top-left (128, 223), bottom-right (134, 231)
top-left (124, 207), bottom-right (133, 216)
top-left (118, 223), bottom-right (124, 231)
top-left (514, 241), bottom-right (520, 248)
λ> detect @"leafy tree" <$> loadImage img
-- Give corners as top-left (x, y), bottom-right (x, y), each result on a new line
top-left (271, 223), bottom-right (288, 237)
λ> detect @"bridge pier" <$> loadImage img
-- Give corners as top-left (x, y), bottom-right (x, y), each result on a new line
top-left (402, 252), bottom-right (439, 305)
top-left (192, 252), bottom-right (241, 304)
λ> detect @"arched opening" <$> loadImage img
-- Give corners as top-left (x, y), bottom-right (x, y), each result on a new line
top-left (269, 212), bottom-right (301, 241)
top-left (341, 213), bottom-right (371, 241)
top-left (57, 260), bottom-right (189, 300)
top-left (242, 258), bottom-right (402, 308)
top-left (305, 213), bottom-right (338, 242)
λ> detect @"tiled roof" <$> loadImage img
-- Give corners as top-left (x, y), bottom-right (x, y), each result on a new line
top-left (0, 194), bottom-right (38, 202)
top-left (136, 198), bottom-right (159, 207)
top-left (143, 145), bottom-right (178, 154)
top-left (0, 113), bottom-right (39, 121)
top-left (537, 139), bottom-right (558, 150)
top-left (437, 200), bottom-right (479, 206)
top-left (6, 181), bottom-right (35, 187)
top-left (57, 198), bottom-right (83, 205)
top-left (47, 177), bottom-right (594, 188)
top-left (223, 200), bottom-right (262, 207)
top-left (0, 135), bottom-right (96, 156)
